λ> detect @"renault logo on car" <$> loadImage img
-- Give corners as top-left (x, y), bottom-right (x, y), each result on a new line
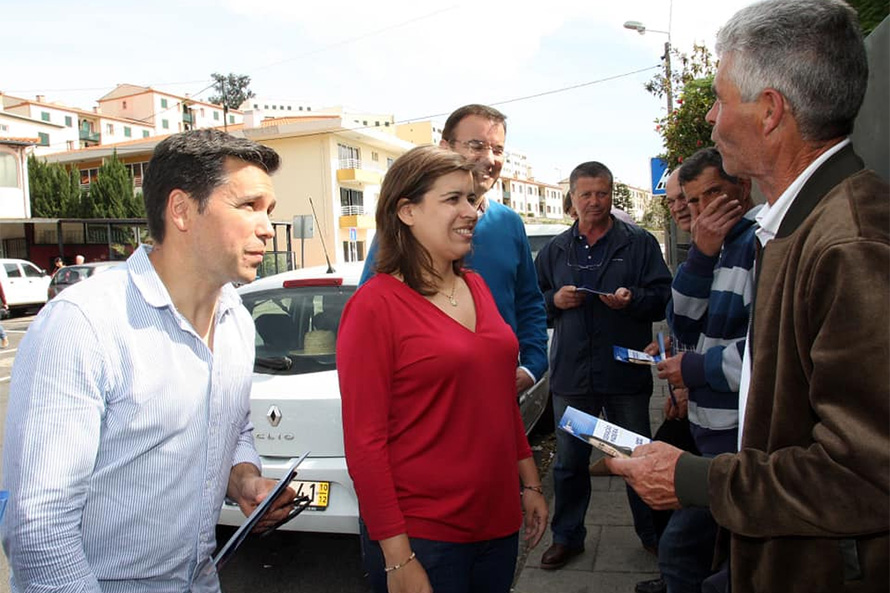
top-left (266, 405), bottom-right (282, 427)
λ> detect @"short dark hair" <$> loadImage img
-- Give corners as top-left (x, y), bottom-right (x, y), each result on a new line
top-left (142, 129), bottom-right (280, 244)
top-left (375, 146), bottom-right (476, 295)
top-left (678, 147), bottom-right (740, 186)
top-left (441, 104), bottom-right (507, 142)
top-left (569, 161), bottom-right (613, 194)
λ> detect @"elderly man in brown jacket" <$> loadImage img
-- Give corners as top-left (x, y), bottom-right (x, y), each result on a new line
top-left (607, 1), bottom-right (889, 592)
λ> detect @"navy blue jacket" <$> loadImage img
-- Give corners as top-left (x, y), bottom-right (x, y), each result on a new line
top-left (535, 218), bottom-right (671, 395)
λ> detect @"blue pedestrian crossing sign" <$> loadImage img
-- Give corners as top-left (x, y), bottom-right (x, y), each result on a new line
top-left (650, 158), bottom-right (670, 195)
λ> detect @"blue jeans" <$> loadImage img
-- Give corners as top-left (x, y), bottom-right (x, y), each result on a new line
top-left (360, 523), bottom-right (518, 593)
top-left (551, 391), bottom-right (656, 549)
top-left (658, 506), bottom-right (719, 593)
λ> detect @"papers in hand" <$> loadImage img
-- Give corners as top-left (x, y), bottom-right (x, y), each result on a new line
top-left (613, 345), bottom-right (661, 365)
top-left (213, 451), bottom-right (310, 570)
top-left (575, 286), bottom-right (613, 296)
top-left (558, 406), bottom-right (650, 458)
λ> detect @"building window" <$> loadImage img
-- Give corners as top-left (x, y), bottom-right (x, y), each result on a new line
top-left (106, 123), bottom-right (114, 135)
top-left (161, 98), bottom-right (168, 109)
top-left (38, 132), bottom-right (50, 146)
top-left (0, 152), bottom-right (19, 188)
top-left (228, 115), bottom-right (234, 124)
top-left (41, 112), bottom-right (50, 122)
top-left (124, 126), bottom-right (132, 137)
top-left (162, 119), bottom-right (169, 129)
top-left (143, 130), bottom-right (150, 138)
top-left (386, 157), bottom-right (395, 169)
top-left (200, 108), bottom-right (205, 117)
top-left (65, 115), bottom-right (73, 127)
top-left (371, 151), bottom-right (379, 162)
top-left (337, 144), bottom-right (361, 168)
top-left (299, 106), bottom-right (303, 111)
top-left (307, 107), bottom-right (311, 111)
top-left (287, 106), bottom-right (292, 111)
top-left (122, 100), bottom-right (127, 109)
top-left (272, 105), bottom-right (277, 110)
top-left (213, 111), bottom-right (220, 121)
top-left (384, 121), bottom-right (390, 127)
top-left (339, 188), bottom-right (364, 215)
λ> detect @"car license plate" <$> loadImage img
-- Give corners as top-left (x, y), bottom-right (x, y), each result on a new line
top-left (289, 480), bottom-right (330, 510)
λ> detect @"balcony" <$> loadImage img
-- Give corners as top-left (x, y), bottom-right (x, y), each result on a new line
top-left (339, 205), bottom-right (374, 229)
top-left (182, 112), bottom-right (194, 124)
top-left (79, 130), bottom-right (100, 143)
top-left (336, 158), bottom-right (383, 185)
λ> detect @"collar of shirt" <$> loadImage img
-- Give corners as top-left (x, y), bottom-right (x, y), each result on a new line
top-left (755, 138), bottom-right (850, 246)
top-left (477, 194), bottom-right (488, 217)
top-left (127, 245), bottom-right (242, 318)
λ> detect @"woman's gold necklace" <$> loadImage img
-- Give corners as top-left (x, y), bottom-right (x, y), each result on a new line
top-left (438, 276), bottom-right (458, 307)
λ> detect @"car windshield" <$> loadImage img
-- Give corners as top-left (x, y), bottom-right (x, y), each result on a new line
top-left (240, 284), bottom-right (355, 376)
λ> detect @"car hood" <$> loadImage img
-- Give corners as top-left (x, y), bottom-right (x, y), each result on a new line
top-left (248, 369), bottom-right (344, 458)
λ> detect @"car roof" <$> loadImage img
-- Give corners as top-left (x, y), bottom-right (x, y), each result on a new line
top-left (238, 261), bottom-right (365, 296)
top-left (524, 223), bottom-right (570, 236)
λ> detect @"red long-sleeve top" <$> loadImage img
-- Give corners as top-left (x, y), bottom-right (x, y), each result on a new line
top-left (337, 271), bottom-right (532, 542)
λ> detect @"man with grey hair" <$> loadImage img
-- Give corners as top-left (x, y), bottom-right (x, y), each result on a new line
top-left (607, 1), bottom-right (889, 591)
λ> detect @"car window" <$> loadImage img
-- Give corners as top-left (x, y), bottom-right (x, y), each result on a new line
top-left (527, 234), bottom-right (558, 261)
top-left (4, 264), bottom-right (21, 278)
top-left (23, 263), bottom-right (44, 278)
top-left (241, 285), bottom-right (355, 376)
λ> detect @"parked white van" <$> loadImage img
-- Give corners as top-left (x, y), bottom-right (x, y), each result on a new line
top-left (0, 258), bottom-right (51, 314)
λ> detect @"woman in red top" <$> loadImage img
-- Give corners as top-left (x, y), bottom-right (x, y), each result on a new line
top-left (338, 146), bottom-right (547, 593)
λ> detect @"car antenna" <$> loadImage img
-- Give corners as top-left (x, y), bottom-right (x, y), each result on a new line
top-left (308, 196), bottom-right (335, 274)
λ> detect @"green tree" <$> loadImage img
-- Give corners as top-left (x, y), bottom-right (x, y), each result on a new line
top-left (209, 72), bottom-right (255, 111)
top-left (612, 182), bottom-right (635, 217)
top-left (27, 155), bottom-right (82, 217)
top-left (126, 191), bottom-right (147, 218)
top-left (848, 0), bottom-right (889, 35)
top-left (88, 151), bottom-right (132, 218)
top-left (646, 44), bottom-right (717, 169)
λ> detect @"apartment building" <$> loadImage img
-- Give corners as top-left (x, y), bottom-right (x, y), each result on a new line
top-left (98, 84), bottom-right (242, 137)
top-left (42, 114), bottom-right (414, 269)
top-left (1, 92), bottom-right (155, 154)
top-left (489, 176), bottom-right (564, 220)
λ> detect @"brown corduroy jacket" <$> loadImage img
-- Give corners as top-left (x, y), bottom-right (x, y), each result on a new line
top-left (679, 145), bottom-right (890, 593)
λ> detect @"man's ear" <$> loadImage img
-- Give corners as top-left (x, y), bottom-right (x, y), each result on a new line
top-left (438, 138), bottom-right (450, 149)
top-left (760, 89), bottom-right (787, 136)
top-left (167, 189), bottom-right (193, 234)
top-left (396, 198), bottom-right (415, 226)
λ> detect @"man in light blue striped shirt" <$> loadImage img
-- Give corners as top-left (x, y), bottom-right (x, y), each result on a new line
top-left (2, 130), bottom-right (295, 592)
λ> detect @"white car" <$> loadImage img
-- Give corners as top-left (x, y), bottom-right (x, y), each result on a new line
top-left (218, 258), bottom-right (552, 534)
top-left (0, 258), bottom-right (52, 314)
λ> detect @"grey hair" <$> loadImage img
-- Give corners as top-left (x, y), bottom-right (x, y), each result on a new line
top-left (715, 0), bottom-right (867, 141)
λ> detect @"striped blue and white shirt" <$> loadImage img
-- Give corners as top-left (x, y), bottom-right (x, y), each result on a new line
top-left (668, 205), bottom-right (761, 456)
top-left (2, 246), bottom-right (260, 593)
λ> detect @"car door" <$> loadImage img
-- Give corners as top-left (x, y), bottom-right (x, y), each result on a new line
top-left (3, 263), bottom-right (26, 306)
top-left (21, 262), bottom-right (49, 304)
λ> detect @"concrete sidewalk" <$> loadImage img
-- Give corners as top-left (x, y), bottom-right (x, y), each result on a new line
top-left (513, 342), bottom-right (672, 593)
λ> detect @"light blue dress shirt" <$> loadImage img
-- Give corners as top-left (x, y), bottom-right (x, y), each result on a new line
top-left (2, 246), bottom-right (261, 593)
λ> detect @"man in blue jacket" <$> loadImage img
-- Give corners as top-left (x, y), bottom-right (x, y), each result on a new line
top-left (360, 104), bottom-right (548, 393)
top-left (536, 161), bottom-right (672, 569)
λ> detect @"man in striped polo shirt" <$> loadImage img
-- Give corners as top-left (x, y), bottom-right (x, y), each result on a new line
top-left (651, 147), bottom-right (759, 593)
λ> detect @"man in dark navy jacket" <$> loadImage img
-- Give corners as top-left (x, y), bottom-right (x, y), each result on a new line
top-left (535, 161), bottom-right (672, 569)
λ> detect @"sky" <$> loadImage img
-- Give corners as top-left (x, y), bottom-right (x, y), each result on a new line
top-left (2, 0), bottom-right (759, 190)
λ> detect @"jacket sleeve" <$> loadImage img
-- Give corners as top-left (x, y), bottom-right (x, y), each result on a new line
top-left (513, 226), bottom-right (549, 381)
top-left (625, 231), bottom-right (672, 322)
top-left (680, 338), bottom-right (746, 393)
top-left (707, 239), bottom-right (890, 538)
top-left (2, 301), bottom-right (104, 592)
top-left (534, 243), bottom-right (559, 322)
